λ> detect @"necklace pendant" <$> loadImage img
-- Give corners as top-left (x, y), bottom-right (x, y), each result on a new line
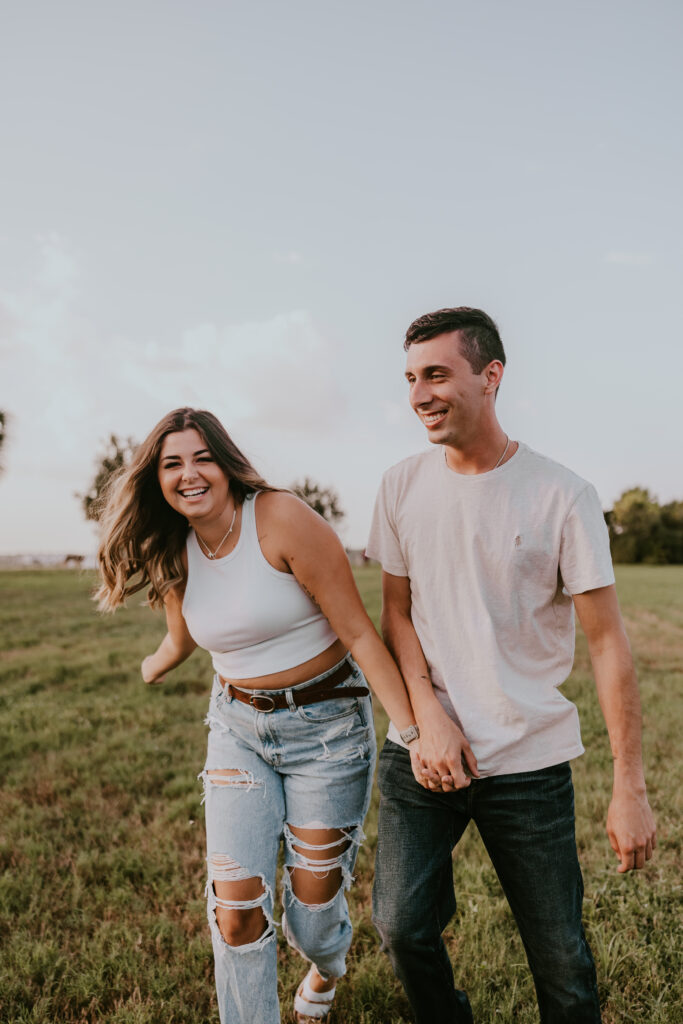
top-left (196, 505), bottom-right (237, 561)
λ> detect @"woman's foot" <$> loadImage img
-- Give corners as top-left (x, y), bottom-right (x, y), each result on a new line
top-left (294, 966), bottom-right (337, 1021)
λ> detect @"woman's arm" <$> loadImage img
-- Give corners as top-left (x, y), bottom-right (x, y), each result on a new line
top-left (141, 584), bottom-right (197, 684)
top-left (260, 493), bottom-right (420, 738)
top-left (381, 571), bottom-right (479, 790)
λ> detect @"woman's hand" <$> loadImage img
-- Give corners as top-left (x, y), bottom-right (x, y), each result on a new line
top-left (408, 740), bottom-right (429, 788)
top-left (140, 587), bottom-right (197, 685)
top-left (414, 701), bottom-right (479, 792)
top-left (141, 655), bottom-right (166, 685)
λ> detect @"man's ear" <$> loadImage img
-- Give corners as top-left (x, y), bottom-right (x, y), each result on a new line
top-left (482, 360), bottom-right (504, 395)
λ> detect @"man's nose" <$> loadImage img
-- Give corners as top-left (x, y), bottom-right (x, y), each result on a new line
top-left (411, 378), bottom-right (432, 406)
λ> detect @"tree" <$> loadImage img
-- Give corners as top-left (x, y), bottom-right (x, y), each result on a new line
top-left (608, 487), bottom-right (665, 564)
top-left (79, 434), bottom-right (137, 521)
top-left (291, 477), bottom-right (345, 527)
top-left (607, 488), bottom-right (683, 564)
top-left (659, 500), bottom-right (683, 564)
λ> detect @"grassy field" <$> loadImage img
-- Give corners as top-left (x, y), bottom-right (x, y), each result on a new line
top-left (0, 565), bottom-right (681, 1023)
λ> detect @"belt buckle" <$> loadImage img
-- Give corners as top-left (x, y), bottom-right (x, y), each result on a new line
top-left (249, 694), bottom-right (276, 713)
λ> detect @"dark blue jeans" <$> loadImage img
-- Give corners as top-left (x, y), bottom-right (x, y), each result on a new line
top-left (372, 740), bottom-right (601, 1024)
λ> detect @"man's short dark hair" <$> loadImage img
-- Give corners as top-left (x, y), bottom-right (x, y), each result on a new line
top-left (404, 307), bottom-right (506, 374)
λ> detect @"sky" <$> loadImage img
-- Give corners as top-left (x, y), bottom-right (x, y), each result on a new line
top-left (1, 0), bottom-right (682, 554)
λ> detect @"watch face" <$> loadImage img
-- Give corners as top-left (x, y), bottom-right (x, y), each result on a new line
top-left (400, 724), bottom-right (419, 744)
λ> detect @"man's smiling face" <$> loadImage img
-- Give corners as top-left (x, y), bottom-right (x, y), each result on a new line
top-left (405, 331), bottom-right (488, 448)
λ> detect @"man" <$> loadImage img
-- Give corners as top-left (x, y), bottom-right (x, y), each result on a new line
top-left (366, 307), bottom-right (656, 1024)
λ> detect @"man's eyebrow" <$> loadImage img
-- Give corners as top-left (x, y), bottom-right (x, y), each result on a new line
top-left (404, 364), bottom-right (451, 377)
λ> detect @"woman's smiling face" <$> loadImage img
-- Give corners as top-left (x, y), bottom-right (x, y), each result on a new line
top-left (157, 428), bottom-right (231, 521)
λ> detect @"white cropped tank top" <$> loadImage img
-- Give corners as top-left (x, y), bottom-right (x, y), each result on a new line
top-left (182, 492), bottom-right (337, 679)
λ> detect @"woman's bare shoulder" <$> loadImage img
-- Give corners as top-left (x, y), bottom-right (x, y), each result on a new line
top-left (255, 492), bottom-right (337, 572)
top-left (255, 490), bottom-right (317, 527)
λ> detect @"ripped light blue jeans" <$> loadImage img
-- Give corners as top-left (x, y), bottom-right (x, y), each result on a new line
top-left (200, 656), bottom-right (376, 1024)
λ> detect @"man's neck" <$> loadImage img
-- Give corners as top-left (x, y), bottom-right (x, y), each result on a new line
top-left (443, 428), bottom-right (512, 475)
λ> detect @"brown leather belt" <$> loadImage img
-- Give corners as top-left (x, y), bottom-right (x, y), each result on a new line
top-left (219, 659), bottom-right (369, 713)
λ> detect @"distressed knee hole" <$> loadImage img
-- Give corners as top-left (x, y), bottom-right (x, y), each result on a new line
top-left (215, 903), bottom-right (269, 947)
top-left (288, 824), bottom-right (350, 860)
top-left (206, 858), bottom-right (274, 949)
top-left (288, 865), bottom-right (343, 906)
top-left (285, 824), bottom-right (355, 907)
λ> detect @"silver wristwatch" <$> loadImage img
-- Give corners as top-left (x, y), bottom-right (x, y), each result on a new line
top-left (399, 724), bottom-right (420, 745)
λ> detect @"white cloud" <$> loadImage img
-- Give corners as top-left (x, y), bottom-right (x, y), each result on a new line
top-left (122, 309), bottom-right (348, 432)
top-left (1, 236), bottom-right (91, 470)
top-left (603, 251), bottom-right (654, 267)
top-left (2, 240), bottom-right (347, 467)
top-left (0, 238), bottom-right (352, 550)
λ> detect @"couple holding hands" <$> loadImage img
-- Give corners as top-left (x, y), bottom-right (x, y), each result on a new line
top-left (96, 307), bottom-right (655, 1024)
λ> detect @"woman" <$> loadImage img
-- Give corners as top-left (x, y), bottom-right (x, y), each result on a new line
top-left (96, 407), bottom-right (422, 1024)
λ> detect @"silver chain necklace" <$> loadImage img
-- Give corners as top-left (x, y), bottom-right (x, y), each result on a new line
top-left (195, 507), bottom-right (237, 559)
top-left (492, 434), bottom-right (510, 470)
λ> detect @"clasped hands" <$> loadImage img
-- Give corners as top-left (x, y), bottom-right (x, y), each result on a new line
top-left (408, 716), bottom-right (479, 793)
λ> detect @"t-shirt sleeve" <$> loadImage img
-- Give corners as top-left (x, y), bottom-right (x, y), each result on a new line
top-left (366, 473), bottom-right (408, 577)
top-left (559, 483), bottom-right (615, 594)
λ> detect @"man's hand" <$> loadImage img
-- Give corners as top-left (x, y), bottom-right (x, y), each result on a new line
top-left (415, 701), bottom-right (479, 791)
top-left (607, 787), bottom-right (656, 872)
top-left (573, 586), bottom-right (657, 874)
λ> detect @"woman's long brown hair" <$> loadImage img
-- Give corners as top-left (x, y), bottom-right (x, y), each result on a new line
top-left (95, 408), bottom-right (275, 611)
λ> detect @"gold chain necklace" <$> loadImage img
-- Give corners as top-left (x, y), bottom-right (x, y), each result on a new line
top-left (492, 435), bottom-right (510, 469)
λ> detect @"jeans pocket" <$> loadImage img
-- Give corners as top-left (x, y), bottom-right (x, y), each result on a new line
top-left (295, 694), bottom-right (362, 724)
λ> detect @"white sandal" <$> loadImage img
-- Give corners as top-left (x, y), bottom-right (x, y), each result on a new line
top-left (294, 966), bottom-right (337, 1021)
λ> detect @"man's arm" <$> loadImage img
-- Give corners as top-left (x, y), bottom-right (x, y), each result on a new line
top-left (381, 571), bottom-right (479, 790)
top-left (573, 584), bottom-right (656, 872)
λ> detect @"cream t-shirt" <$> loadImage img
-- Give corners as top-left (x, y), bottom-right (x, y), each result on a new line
top-left (366, 443), bottom-right (615, 776)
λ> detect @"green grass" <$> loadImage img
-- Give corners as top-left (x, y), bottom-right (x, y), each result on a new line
top-left (0, 566), bottom-right (681, 1023)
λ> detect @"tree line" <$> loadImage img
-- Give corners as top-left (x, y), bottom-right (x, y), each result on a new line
top-left (79, 439), bottom-right (682, 562)
top-left (0, 424), bottom-right (675, 563)
top-left (606, 487), bottom-right (683, 565)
